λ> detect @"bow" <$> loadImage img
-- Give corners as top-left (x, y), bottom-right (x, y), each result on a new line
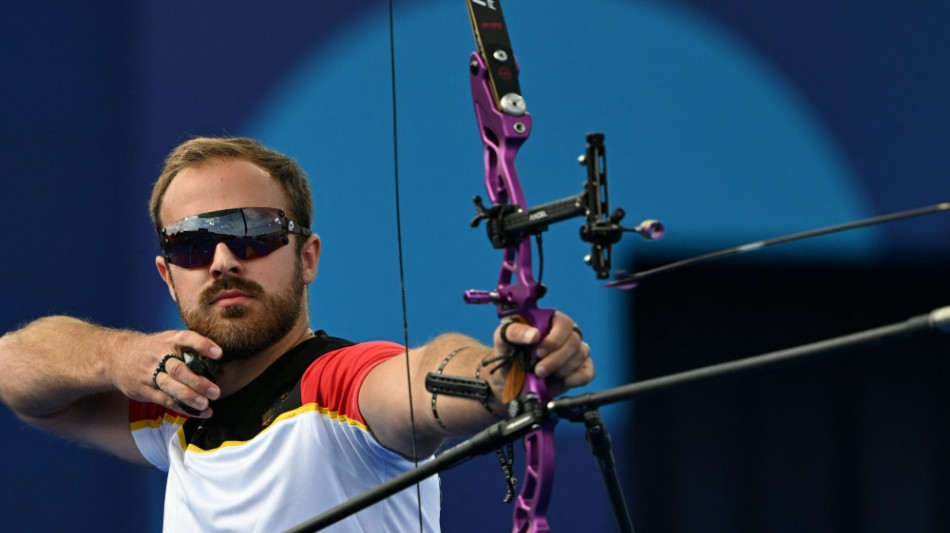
top-left (463, 2), bottom-right (556, 530)
top-left (462, 1), bottom-right (659, 530)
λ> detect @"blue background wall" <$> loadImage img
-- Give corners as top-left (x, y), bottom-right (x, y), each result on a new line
top-left (1, 1), bottom-right (947, 531)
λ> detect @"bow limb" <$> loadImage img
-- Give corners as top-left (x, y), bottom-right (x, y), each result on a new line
top-left (466, 3), bottom-right (558, 530)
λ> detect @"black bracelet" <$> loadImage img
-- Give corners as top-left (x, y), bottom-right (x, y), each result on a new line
top-left (151, 353), bottom-right (179, 389)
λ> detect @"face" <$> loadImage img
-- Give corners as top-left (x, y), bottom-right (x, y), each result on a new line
top-left (155, 157), bottom-right (320, 361)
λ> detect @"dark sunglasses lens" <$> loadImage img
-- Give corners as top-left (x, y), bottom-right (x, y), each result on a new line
top-left (165, 232), bottom-right (223, 268)
top-left (225, 233), bottom-right (288, 261)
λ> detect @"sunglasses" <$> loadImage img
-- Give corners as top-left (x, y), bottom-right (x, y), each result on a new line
top-left (161, 207), bottom-right (311, 268)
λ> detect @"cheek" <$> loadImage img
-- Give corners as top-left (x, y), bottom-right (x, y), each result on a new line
top-left (249, 265), bottom-right (295, 293)
top-left (169, 271), bottom-right (209, 305)
top-left (251, 249), bottom-right (302, 287)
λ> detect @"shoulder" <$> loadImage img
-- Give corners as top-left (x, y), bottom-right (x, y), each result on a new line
top-left (299, 340), bottom-right (406, 423)
top-left (302, 340), bottom-right (405, 384)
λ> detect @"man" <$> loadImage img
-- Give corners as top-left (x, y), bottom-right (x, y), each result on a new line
top-left (0, 137), bottom-right (592, 532)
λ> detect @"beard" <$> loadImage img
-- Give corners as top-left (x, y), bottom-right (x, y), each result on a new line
top-left (176, 261), bottom-right (306, 361)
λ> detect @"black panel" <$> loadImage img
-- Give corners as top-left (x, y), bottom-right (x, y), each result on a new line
top-left (629, 260), bottom-right (950, 532)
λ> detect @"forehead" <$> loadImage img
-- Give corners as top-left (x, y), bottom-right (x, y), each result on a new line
top-left (160, 157), bottom-right (288, 226)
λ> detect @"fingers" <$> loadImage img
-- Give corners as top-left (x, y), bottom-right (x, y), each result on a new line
top-left (493, 320), bottom-right (539, 354)
top-left (153, 356), bottom-right (219, 416)
top-left (533, 315), bottom-right (588, 380)
top-left (173, 331), bottom-right (223, 362)
top-left (543, 356), bottom-right (594, 398)
top-left (141, 331), bottom-right (222, 417)
top-left (493, 312), bottom-right (593, 392)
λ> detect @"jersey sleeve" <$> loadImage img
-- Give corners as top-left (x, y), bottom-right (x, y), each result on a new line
top-left (128, 400), bottom-right (188, 471)
top-left (299, 341), bottom-right (405, 429)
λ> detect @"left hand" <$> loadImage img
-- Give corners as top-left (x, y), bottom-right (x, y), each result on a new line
top-left (493, 312), bottom-right (593, 397)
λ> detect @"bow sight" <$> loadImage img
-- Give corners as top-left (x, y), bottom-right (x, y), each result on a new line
top-left (469, 132), bottom-right (665, 280)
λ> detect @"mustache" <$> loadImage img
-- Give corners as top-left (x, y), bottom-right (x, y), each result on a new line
top-left (200, 277), bottom-right (265, 306)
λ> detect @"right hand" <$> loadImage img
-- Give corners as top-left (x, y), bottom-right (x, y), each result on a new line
top-left (114, 330), bottom-right (222, 417)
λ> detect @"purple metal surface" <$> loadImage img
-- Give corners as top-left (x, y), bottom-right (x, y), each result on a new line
top-left (468, 50), bottom-right (557, 533)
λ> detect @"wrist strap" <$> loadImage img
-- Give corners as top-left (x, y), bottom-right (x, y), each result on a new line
top-left (425, 373), bottom-right (491, 400)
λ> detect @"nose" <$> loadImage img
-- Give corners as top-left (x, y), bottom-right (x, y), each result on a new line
top-left (209, 242), bottom-right (245, 278)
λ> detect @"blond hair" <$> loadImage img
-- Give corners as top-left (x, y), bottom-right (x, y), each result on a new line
top-left (149, 137), bottom-right (313, 242)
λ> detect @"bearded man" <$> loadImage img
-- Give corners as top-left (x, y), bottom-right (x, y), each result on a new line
top-left (0, 137), bottom-right (592, 532)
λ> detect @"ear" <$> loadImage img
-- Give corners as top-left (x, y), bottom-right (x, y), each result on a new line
top-left (300, 234), bottom-right (321, 284)
top-left (155, 255), bottom-right (178, 302)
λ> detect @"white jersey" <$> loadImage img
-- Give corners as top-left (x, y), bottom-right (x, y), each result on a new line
top-left (129, 335), bottom-right (440, 532)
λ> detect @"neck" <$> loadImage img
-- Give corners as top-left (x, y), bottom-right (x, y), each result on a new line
top-left (211, 318), bottom-right (314, 397)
